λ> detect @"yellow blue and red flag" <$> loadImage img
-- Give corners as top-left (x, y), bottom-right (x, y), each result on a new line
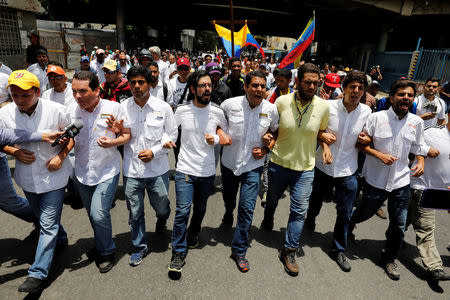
top-left (278, 15), bottom-right (315, 69)
top-left (214, 22), bottom-right (265, 58)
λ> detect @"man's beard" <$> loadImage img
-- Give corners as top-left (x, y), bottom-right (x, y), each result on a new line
top-left (196, 91), bottom-right (210, 105)
top-left (298, 87), bottom-right (314, 102)
top-left (149, 76), bottom-right (157, 83)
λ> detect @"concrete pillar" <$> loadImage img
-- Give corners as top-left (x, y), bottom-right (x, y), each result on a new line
top-left (377, 30), bottom-right (388, 52)
top-left (116, 0), bottom-right (125, 50)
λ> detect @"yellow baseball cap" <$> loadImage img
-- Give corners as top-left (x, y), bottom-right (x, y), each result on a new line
top-left (8, 70), bottom-right (40, 90)
top-left (102, 60), bottom-right (118, 72)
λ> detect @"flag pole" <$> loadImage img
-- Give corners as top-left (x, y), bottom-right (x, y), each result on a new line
top-left (230, 0), bottom-right (235, 57)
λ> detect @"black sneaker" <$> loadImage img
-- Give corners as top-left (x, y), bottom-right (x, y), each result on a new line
top-left (97, 254), bottom-right (114, 273)
top-left (168, 253), bottom-right (186, 272)
top-left (18, 277), bottom-right (44, 293)
top-left (187, 234), bottom-right (199, 249)
top-left (260, 218), bottom-right (273, 231)
top-left (431, 269), bottom-right (450, 281)
top-left (156, 218), bottom-right (167, 234)
top-left (333, 252), bottom-right (351, 272)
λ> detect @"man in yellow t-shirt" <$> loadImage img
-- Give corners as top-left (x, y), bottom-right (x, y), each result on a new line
top-left (261, 63), bottom-right (329, 277)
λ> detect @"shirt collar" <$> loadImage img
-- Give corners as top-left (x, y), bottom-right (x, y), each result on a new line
top-left (387, 106), bottom-right (407, 120)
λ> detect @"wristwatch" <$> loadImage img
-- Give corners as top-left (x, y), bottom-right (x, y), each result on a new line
top-left (263, 146), bottom-right (271, 153)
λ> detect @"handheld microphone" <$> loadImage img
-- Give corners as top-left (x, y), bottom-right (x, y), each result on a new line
top-left (51, 120), bottom-right (84, 147)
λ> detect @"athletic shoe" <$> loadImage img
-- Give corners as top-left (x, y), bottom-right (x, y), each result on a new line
top-left (129, 248), bottom-right (148, 267)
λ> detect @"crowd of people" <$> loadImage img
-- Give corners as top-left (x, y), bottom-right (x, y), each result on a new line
top-left (0, 38), bottom-right (449, 294)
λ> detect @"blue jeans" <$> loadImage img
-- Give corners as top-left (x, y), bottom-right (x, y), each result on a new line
top-left (221, 165), bottom-right (263, 256)
top-left (307, 168), bottom-right (358, 253)
top-left (75, 174), bottom-right (119, 256)
top-left (171, 171), bottom-right (215, 254)
top-left (124, 172), bottom-right (170, 252)
top-left (24, 188), bottom-right (67, 279)
top-left (350, 181), bottom-right (410, 261)
top-left (0, 156), bottom-right (36, 223)
top-left (264, 162), bottom-right (315, 249)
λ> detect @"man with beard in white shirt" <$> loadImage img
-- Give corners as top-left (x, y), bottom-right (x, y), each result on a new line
top-left (167, 70), bottom-right (231, 274)
top-left (406, 117), bottom-right (450, 282)
top-left (0, 70), bottom-right (73, 293)
top-left (90, 49), bottom-right (110, 84)
top-left (27, 49), bottom-right (49, 92)
top-left (220, 70), bottom-right (279, 272)
top-left (414, 77), bottom-right (446, 128)
top-left (149, 46), bottom-right (169, 84)
top-left (349, 79), bottom-right (427, 281)
top-left (121, 66), bottom-right (178, 267)
top-left (70, 71), bottom-right (131, 273)
top-left (41, 64), bottom-right (75, 106)
top-left (304, 71), bottom-right (372, 272)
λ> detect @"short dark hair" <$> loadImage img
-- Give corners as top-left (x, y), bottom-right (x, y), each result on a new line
top-left (229, 57), bottom-right (241, 65)
top-left (273, 68), bottom-right (292, 80)
top-left (342, 70), bottom-right (367, 89)
top-left (127, 66), bottom-right (151, 83)
top-left (425, 77), bottom-right (440, 85)
top-left (47, 61), bottom-right (63, 68)
top-left (389, 79), bottom-right (416, 97)
top-left (35, 49), bottom-right (48, 57)
top-left (73, 71), bottom-right (99, 91)
top-left (297, 63), bottom-right (320, 81)
top-left (205, 54), bottom-right (212, 59)
top-left (245, 70), bottom-right (266, 86)
top-left (148, 61), bottom-right (159, 70)
top-left (187, 70), bottom-right (211, 101)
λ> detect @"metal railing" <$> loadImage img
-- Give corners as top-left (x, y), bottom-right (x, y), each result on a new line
top-left (413, 49), bottom-right (450, 82)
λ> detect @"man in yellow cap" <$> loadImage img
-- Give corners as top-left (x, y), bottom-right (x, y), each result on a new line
top-left (100, 60), bottom-right (131, 103)
top-left (0, 70), bottom-right (74, 293)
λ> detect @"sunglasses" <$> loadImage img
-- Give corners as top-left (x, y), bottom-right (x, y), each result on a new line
top-left (103, 69), bottom-right (117, 74)
top-left (48, 75), bottom-right (65, 80)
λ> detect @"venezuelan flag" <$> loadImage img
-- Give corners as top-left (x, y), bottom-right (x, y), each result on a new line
top-left (242, 24), bottom-right (265, 59)
top-left (278, 16), bottom-right (315, 69)
top-left (214, 22), bottom-right (247, 57)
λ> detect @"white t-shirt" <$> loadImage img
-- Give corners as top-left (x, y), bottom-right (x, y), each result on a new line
top-left (156, 59), bottom-right (169, 84)
top-left (175, 102), bottom-right (228, 177)
top-left (0, 72), bottom-right (9, 104)
top-left (169, 77), bottom-right (188, 107)
top-left (0, 63), bottom-right (12, 75)
top-left (41, 82), bottom-right (76, 107)
top-left (27, 63), bottom-right (49, 92)
top-left (411, 126), bottom-right (450, 190)
top-left (0, 99), bottom-right (72, 193)
top-left (268, 63), bottom-right (277, 73)
top-left (414, 94), bottom-right (446, 128)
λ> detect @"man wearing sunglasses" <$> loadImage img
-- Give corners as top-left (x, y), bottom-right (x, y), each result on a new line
top-left (118, 52), bottom-right (131, 78)
top-left (42, 64), bottom-right (76, 107)
top-left (100, 60), bottom-right (132, 103)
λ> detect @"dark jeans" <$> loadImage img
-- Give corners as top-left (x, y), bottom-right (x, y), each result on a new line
top-left (171, 171), bottom-right (215, 254)
top-left (350, 181), bottom-right (410, 261)
top-left (221, 165), bottom-right (263, 256)
top-left (306, 168), bottom-right (358, 253)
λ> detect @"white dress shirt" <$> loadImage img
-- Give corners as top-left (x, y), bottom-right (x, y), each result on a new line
top-left (41, 82), bottom-right (76, 107)
top-left (316, 99), bottom-right (371, 178)
top-left (150, 80), bottom-right (173, 106)
top-left (68, 99), bottom-right (129, 186)
top-left (221, 96), bottom-right (279, 176)
top-left (175, 102), bottom-right (228, 177)
top-left (122, 96), bottom-right (178, 178)
top-left (0, 99), bottom-right (72, 193)
top-left (362, 108), bottom-right (427, 192)
top-left (156, 59), bottom-right (169, 84)
top-left (27, 63), bottom-right (49, 92)
top-left (414, 94), bottom-right (446, 128)
top-left (411, 126), bottom-right (450, 190)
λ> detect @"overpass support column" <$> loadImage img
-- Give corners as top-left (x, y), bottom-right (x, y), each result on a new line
top-left (116, 0), bottom-right (125, 50)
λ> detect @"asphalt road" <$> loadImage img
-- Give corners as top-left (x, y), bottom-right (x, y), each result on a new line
top-left (1, 153), bottom-right (449, 299)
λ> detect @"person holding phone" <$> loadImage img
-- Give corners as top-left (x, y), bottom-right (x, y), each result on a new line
top-left (414, 77), bottom-right (446, 128)
top-left (406, 113), bottom-right (450, 281)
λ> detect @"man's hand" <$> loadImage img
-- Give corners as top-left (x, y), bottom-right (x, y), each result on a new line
top-left (320, 88), bottom-right (331, 100)
top-left (14, 149), bottom-right (36, 164)
top-left (106, 115), bottom-right (124, 134)
top-left (97, 136), bottom-right (116, 148)
top-left (420, 112), bottom-right (436, 120)
top-left (138, 149), bottom-right (154, 163)
top-left (42, 131), bottom-right (65, 144)
top-left (46, 155), bottom-right (63, 171)
top-left (322, 147), bottom-right (333, 165)
top-left (411, 156), bottom-right (425, 177)
top-left (262, 132), bottom-right (273, 147)
top-left (357, 132), bottom-right (371, 145)
top-left (318, 131), bottom-right (337, 145)
top-left (427, 147), bottom-right (440, 158)
top-left (205, 134), bottom-right (215, 145)
top-left (163, 141), bottom-right (177, 149)
top-left (252, 147), bottom-right (266, 160)
top-left (378, 153), bottom-right (398, 165)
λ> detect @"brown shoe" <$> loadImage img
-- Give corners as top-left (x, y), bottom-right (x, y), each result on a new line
top-left (376, 208), bottom-right (387, 219)
top-left (279, 248), bottom-right (299, 276)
